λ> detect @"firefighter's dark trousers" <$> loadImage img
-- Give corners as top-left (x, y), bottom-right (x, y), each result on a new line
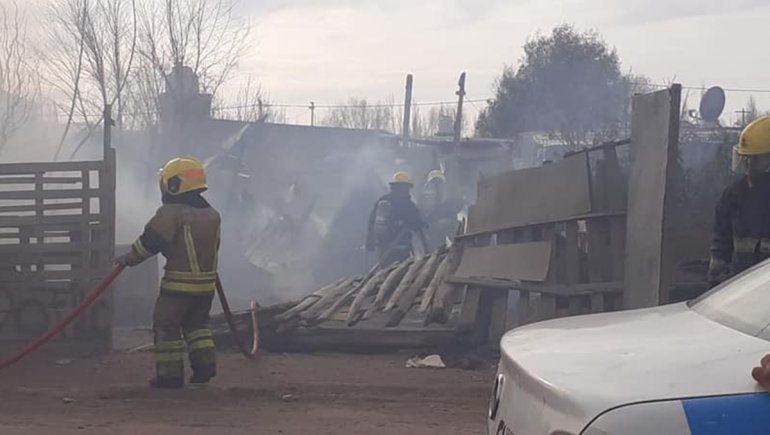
top-left (152, 293), bottom-right (216, 386)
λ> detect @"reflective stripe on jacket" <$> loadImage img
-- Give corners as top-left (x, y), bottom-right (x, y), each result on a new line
top-left (129, 194), bottom-right (221, 296)
top-left (710, 172), bottom-right (770, 275)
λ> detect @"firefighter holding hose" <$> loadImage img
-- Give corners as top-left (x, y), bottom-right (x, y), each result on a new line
top-left (114, 157), bottom-right (221, 389)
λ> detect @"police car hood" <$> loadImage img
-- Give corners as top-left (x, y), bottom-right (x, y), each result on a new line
top-left (500, 302), bottom-right (768, 431)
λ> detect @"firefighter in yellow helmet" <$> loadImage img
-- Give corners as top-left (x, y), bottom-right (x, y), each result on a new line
top-left (421, 169), bottom-right (447, 218)
top-left (366, 171), bottom-right (427, 265)
top-left (708, 117), bottom-right (770, 286)
top-left (114, 157), bottom-right (221, 389)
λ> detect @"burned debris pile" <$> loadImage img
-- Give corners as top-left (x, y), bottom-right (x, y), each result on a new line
top-left (212, 241), bottom-right (467, 352)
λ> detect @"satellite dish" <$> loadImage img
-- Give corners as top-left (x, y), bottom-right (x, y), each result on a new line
top-left (699, 86), bottom-right (726, 123)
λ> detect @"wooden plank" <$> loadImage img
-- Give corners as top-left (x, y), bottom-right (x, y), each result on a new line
top-left (0, 177), bottom-right (35, 184)
top-left (274, 279), bottom-right (345, 322)
top-left (467, 153), bottom-right (592, 234)
top-left (79, 170), bottom-right (92, 286)
top-left (0, 177), bottom-right (84, 185)
top-left (364, 258), bottom-right (414, 319)
top-left (516, 290), bottom-right (531, 326)
top-left (0, 269), bottom-right (83, 282)
top-left (445, 276), bottom-right (624, 296)
top-left (590, 293), bottom-right (605, 313)
top-left (456, 211), bottom-right (627, 240)
top-left (0, 160), bottom-right (105, 175)
top-left (384, 255), bottom-right (429, 312)
top-left (386, 250), bottom-right (443, 327)
top-left (0, 241), bottom-right (110, 254)
top-left (34, 172), bottom-right (43, 279)
top-left (609, 216), bottom-right (626, 281)
top-left (458, 286), bottom-right (482, 329)
top-left (567, 296), bottom-right (582, 316)
top-left (453, 242), bottom-right (552, 283)
top-left (624, 86), bottom-right (681, 309)
top-left (586, 218), bottom-right (609, 282)
top-left (2, 251), bottom-right (83, 261)
top-left (260, 324), bottom-right (462, 353)
top-left (488, 290), bottom-right (510, 344)
top-left (0, 188), bottom-right (102, 201)
top-left (565, 221), bottom-right (580, 284)
top-left (0, 214), bottom-right (103, 227)
top-left (447, 275), bottom-right (517, 290)
top-left (0, 201), bottom-right (84, 213)
top-left (539, 295), bottom-right (556, 320)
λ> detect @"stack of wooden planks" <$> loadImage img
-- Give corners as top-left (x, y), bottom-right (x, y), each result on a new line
top-left (213, 241), bottom-right (466, 352)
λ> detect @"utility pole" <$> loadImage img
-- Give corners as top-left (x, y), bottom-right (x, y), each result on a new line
top-left (451, 72), bottom-right (466, 195)
top-left (453, 72), bottom-right (466, 146)
top-left (309, 101), bottom-right (316, 126)
top-left (735, 108), bottom-right (749, 127)
top-left (103, 104), bottom-right (114, 157)
top-left (402, 74), bottom-right (413, 146)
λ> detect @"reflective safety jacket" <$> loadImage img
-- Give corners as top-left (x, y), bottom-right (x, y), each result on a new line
top-left (710, 172), bottom-right (770, 276)
top-left (126, 193), bottom-right (221, 296)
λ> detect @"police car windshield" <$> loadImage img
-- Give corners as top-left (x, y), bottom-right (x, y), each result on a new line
top-left (690, 260), bottom-right (770, 338)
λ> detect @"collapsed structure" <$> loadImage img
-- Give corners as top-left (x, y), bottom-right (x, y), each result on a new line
top-left (0, 78), bottom-right (737, 355)
top-left (217, 85), bottom-right (739, 353)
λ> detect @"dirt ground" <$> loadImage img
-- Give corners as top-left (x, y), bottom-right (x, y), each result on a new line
top-left (0, 347), bottom-right (495, 434)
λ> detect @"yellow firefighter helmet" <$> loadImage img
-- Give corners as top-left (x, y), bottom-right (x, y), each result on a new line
top-left (732, 117), bottom-right (770, 172)
top-left (159, 157), bottom-right (208, 195)
top-left (427, 169), bottom-right (446, 183)
top-left (736, 117), bottom-right (770, 156)
top-left (390, 171), bottom-right (413, 185)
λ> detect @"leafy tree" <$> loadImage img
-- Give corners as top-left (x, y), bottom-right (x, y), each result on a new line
top-left (476, 24), bottom-right (636, 148)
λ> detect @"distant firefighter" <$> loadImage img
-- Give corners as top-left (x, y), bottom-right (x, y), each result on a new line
top-left (709, 117), bottom-right (770, 286)
top-left (366, 171), bottom-right (427, 266)
top-left (421, 169), bottom-right (447, 218)
top-left (115, 157), bottom-right (220, 389)
top-left (421, 169), bottom-right (462, 247)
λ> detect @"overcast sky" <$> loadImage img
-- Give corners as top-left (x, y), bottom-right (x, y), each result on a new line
top-left (232, 0), bottom-right (770, 125)
top-left (8, 0), bottom-right (770, 127)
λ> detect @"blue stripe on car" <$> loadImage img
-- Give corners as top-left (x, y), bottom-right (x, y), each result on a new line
top-left (683, 393), bottom-right (770, 434)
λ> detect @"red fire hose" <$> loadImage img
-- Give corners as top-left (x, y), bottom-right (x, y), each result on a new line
top-left (216, 277), bottom-right (258, 358)
top-left (0, 266), bottom-right (258, 370)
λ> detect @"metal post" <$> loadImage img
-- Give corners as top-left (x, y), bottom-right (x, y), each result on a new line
top-left (452, 72), bottom-right (466, 194)
top-left (453, 72), bottom-right (466, 146)
top-left (309, 101), bottom-right (315, 126)
top-left (402, 74), bottom-right (413, 146)
top-left (103, 104), bottom-right (113, 155)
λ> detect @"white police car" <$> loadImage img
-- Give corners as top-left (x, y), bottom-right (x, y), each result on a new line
top-left (488, 261), bottom-right (770, 435)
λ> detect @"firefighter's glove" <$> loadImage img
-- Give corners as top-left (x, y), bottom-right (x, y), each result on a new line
top-left (113, 252), bottom-right (140, 267)
top-left (707, 257), bottom-right (729, 287)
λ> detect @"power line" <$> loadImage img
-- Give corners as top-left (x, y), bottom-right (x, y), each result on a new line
top-left (218, 98), bottom-right (491, 111)
top-left (218, 82), bottom-right (770, 112)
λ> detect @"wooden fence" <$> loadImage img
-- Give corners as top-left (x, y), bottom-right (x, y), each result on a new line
top-left (448, 145), bottom-right (628, 344)
top-left (0, 151), bottom-right (116, 350)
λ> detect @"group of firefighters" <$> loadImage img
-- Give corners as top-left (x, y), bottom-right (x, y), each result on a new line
top-left (114, 162), bottom-right (452, 388)
top-left (114, 115), bottom-right (770, 389)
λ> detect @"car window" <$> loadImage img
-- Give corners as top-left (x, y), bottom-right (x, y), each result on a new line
top-left (689, 260), bottom-right (770, 338)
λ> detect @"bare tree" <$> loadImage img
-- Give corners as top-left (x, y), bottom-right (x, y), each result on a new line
top-left (739, 96), bottom-right (760, 127)
top-left (213, 76), bottom-right (282, 123)
top-left (0, 1), bottom-right (39, 153)
top-left (131, 0), bottom-right (249, 126)
top-left (43, 0), bottom-right (138, 159)
top-left (43, 0), bottom-right (248, 154)
top-left (322, 98), bottom-right (396, 131)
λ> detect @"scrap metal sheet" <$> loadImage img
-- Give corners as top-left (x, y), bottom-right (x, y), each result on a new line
top-left (467, 153), bottom-right (592, 233)
top-left (453, 241), bottom-right (552, 282)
